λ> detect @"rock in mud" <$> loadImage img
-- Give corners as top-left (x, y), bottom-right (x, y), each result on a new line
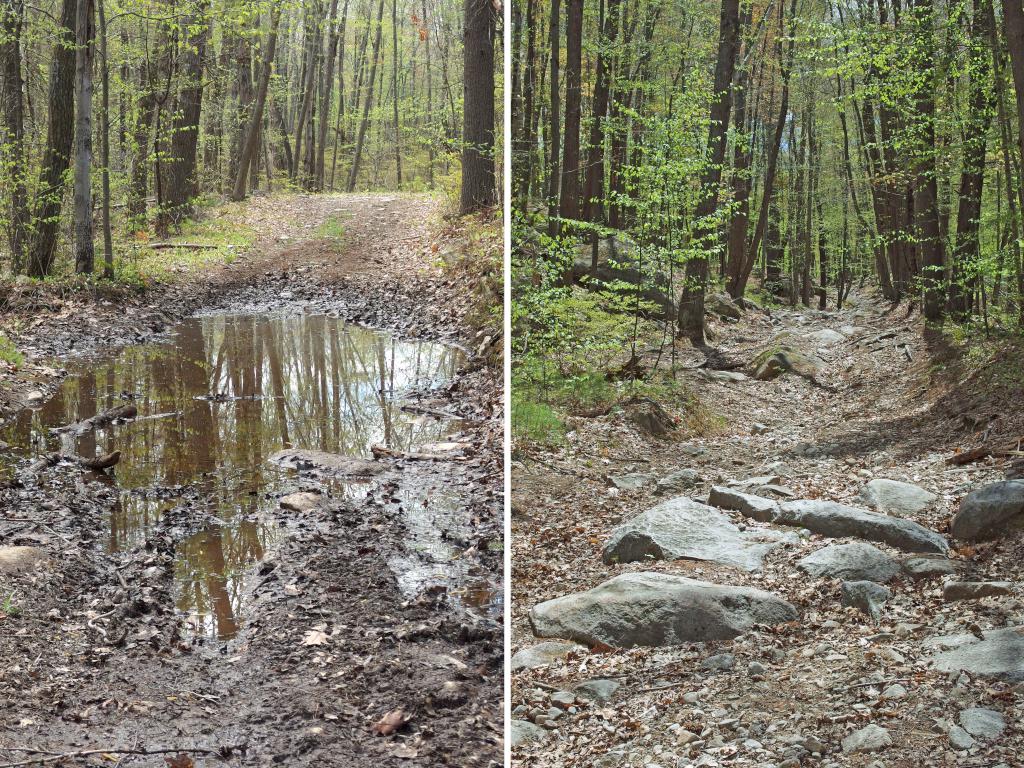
top-left (269, 448), bottom-right (384, 477)
top-left (529, 572), bottom-right (798, 648)
top-left (602, 497), bottom-right (794, 572)
top-left (858, 478), bottom-right (937, 515)
top-left (774, 499), bottom-right (948, 553)
top-left (950, 480), bottom-right (1024, 541)
top-left (511, 720), bottom-right (550, 747)
top-left (608, 473), bottom-right (656, 491)
top-left (942, 581), bottom-right (1013, 601)
top-left (573, 679), bottom-right (620, 703)
top-left (510, 641), bottom-right (585, 671)
top-left (841, 724), bottom-right (892, 753)
top-left (902, 554), bottom-right (955, 579)
top-left (654, 469), bottom-right (700, 494)
top-left (280, 491), bottom-right (322, 512)
top-left (708, 486), bottom-right (780, 522)
top-left (929, 627), bottom-right (1024, 681)
top-left (959, 708), bottom-right (1005, 740)
top-left (841, 580), bottom-right (891, 621)
top-left (0, 546), bottom-right (48, 574)
top-left (797, 543), bottom-right (901, 583)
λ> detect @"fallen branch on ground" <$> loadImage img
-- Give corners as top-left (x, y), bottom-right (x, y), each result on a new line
top-left (145, 242), bottom-right (219, 250)
top-left (0, 745), bottom-right (226, 767)
top-left (946, 438), bottom-right (1023, 466)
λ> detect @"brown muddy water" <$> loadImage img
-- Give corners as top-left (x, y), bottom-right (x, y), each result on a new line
top-left (1, 312), bottom-right (478, 640)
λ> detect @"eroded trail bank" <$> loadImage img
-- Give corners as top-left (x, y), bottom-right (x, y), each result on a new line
top-left (511, 294), bottom-right (1023, 768)
top-left (0, 194), bottom-right (503, 767)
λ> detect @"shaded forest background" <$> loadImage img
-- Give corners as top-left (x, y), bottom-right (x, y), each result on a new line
top-left (511, 0), bottom-right (1024, 439)
top-left (0, 0), bottom-right (501, 282)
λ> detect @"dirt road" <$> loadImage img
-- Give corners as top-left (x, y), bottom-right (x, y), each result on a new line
top-left (0, 194), bottom-right (503, 767)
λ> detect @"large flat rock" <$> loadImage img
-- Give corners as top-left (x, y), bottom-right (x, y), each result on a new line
top-left (602, 497), bottom-right (794, 572)
top-left (797, 542), bottom-right (901, 583)
top-left (269, 449), bottom-right (384, 477)
top-left (776, 499), bottom-right (948, 553)
top-left (529, 572), bottom-right (798, 648)
top-left (950, 481), bottom-right (1024, 541)
top-left (858, 478), bottom-right (937, 515)
top-left (928, 627), bottom-right (1024, 681)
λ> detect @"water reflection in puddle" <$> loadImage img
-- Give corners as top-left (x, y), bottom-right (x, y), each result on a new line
top-left (3, 313), bottom-right (465, 639)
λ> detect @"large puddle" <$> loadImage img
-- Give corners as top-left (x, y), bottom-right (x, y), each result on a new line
top-left (2, 313), bottom-right (472, 639)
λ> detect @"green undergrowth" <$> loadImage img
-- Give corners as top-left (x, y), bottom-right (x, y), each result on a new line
top-left (317, 214), bottom-right (348, 251)
top-left (0, 334), bottom-right (24, 367)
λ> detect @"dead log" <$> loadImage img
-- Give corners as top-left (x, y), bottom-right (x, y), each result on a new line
top-left (52, 404), bottom-right (137, 435)
top-left (80, 450), bottom-right (121, 471)
top-left (946, 438), bottom-right (1023, 466)
top-left (146, 242), bottom-right (219, 250)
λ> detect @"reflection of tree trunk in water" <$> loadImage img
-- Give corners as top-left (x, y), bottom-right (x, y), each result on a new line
top-left (262, 320), bottom-right (291, 447)
top-left (329, 321), bottom-right (342, 450)
top-left (196, 527), bottom-right (239, 639)
top-left (77, 370), bottom-right (98, 463)
top-left (313, 317), bottom-right (330, 450)
top-left (377, 339), bottom-right (395, 449)
top-left (179, 319), bottom-right (217, 475)
top-left (235, 521), bottom-right (265, 576)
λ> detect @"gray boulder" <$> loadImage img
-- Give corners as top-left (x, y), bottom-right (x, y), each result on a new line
top-left (775, 499), bottom-right (948, 553)
top-left (655, 469), bottom-right (700, 495)
top-left (529, 572), bottom-right (798, 648)
top-left (858, 479), bottom-right (937, 515)
top-left (959, 708), bottom-right (1005, 740)
top-left (751, 346), bottom-right (825, 382)
top-left (841, 581), bottom-right (892, 621)
top-left (798, 543), bottom-right (901, 583)
top-left (807, 328), bottom-right (846, 346)
top-left (707, 293), bottom-right (743, 320)
top-left (602, 497), bottom-right (793, 572)
top-left (929, 627), bottom-right (1024, 681)
top-left (841, 724), bottom-right (892, 753)
top-left (902, 554), bottom-right (955, 579)
top-left (511, 720), bottom-right (550, 747)
top-left (608, 473), bottom-right (656, 491)
top-left (708, 486), bottom-right (780, 522)
top-left (948, 725), bottom-right (975, 750)
top-left (511, 641), bottom-right (585, 671)
top-left (950, 481), bottom-right (1024, 541)
top-left (572, 679), bottom-right (620, 703)
top-left (942, 581), bottom-right (1013, 602)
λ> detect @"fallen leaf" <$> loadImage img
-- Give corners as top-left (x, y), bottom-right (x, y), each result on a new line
top-left (301, 629), bottom-right (329, 646)
top-left (372, 708), bottom-right (411, 736)
top-left (165, 755), bottom-right (194, 768)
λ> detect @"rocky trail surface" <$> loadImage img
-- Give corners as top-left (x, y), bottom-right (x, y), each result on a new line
top-left (511, 293), bottom-right (1024, 768)
top-left (0, 194), bottom-right (503, 767)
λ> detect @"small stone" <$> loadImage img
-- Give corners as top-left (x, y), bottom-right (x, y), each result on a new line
top-left (549, 691), bottom-right (575, 709)
top-left (655, 469), bottom-right (700, 495)
top-left (880, 683), bottom-right (907, 700)
top-left (510, 641), bottom-right (584, 671)
top-left (279, 491), bottom-right (321, 512)
top-left (948, 725), bottom-right (975, 750)
top-left (902, 554), bottom-right (955, 579)
top-left (959, 708), bottom-right (1005, 740)
top-left (608, 472), bottom-right (657, 491)
top-left (676, 729), bottom-right (700, 745)
top-left (510, 720), bottom-right (549, 747)
top-left (701, 653), bottom-right (736, 672)
top-left (841, 724), bottom-right (892, 753)
top-left (858, 478), bottom-right (937, 515)
top-left (942, 581), bottom-right (1013, 602)
top-left (748, 661), bottom-right (767, 675)
top-left (841, 580), bottom-right (892, 621)
top-left (435, 680), bottom-right (467, 708)
top-left (751, 423), bottom-right (770, 435)
top-left (573, 678), bottom-right (620, 703)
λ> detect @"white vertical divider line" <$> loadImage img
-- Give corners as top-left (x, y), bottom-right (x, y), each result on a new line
top-left (502, 0), bottom-right (513, 759)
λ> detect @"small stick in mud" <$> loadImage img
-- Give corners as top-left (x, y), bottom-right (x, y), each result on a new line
top-left (79, 450), bottom-right (121, 471)
top-left (52, 404), bottom-right (138, 436)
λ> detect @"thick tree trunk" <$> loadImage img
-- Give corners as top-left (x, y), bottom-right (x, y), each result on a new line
top-left (391, 0), bottom-right (402, 187)
top-left (98, 0), bottom-right (112, 277)
top-left (1004, 0), bottom-right (1024, 176)
top-left (165, 1), bottom-right (211, 227)
top-left (677, 0), bottom-right (741, 344)
top-left (459, 0), bottom-right (496, 212)
top-left (26, 0), bottom-right (76, 278)
top-left (316, 0), bottom-right (344, 190)
top-left (232, 3), bottom-right (282, 201)
top-left (558, 0), bottom-right (583, 222)
top-left (545, 0), bottom-right (560, 234)
top-left (0, 0), bottom-right (28, 272)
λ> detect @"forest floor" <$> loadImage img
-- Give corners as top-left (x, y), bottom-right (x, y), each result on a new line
top-left (511, 292), bottom-right (1024, 768)
top-left (0, 193), bottom-right (504, 767)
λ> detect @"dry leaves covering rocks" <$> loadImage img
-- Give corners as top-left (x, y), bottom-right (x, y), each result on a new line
top-left (512, 294), bottom-right (1022, 768)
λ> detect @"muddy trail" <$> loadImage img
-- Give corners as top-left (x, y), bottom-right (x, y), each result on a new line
top-left (511, 294), bottom-right (1023, 768)
top-left (0, 194), bottom-right (503, 767)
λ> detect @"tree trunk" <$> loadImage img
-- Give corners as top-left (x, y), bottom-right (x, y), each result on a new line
top-left (0, 0), bottom-right (28, 272)
top-left (26, 0), bottom-right (76, 278)
top-left (677, 0), bottom-right (741, 344)
top-left (165, 0), bottom-right (211, 227)
top-left (316, 0), bottom-right (345, 190)
top-left (558, 0), bottom-right (583, 222)
top-left (232, 2), bottom-right (282, 201)
top-left (459, 0), bottom-right (496, 212)
top-left (391, 0), bottom-right (402, 187)
top-left (98, 0), bottom-right (113, 277)
top-left (545, 0), bottom-right (560, 234)
top-left (347, 0), bottom-right (387, 191)
top-left (1003, 0), bottom-right (1024, 175)
top-left (72, 0), bottom-right (95, 275)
